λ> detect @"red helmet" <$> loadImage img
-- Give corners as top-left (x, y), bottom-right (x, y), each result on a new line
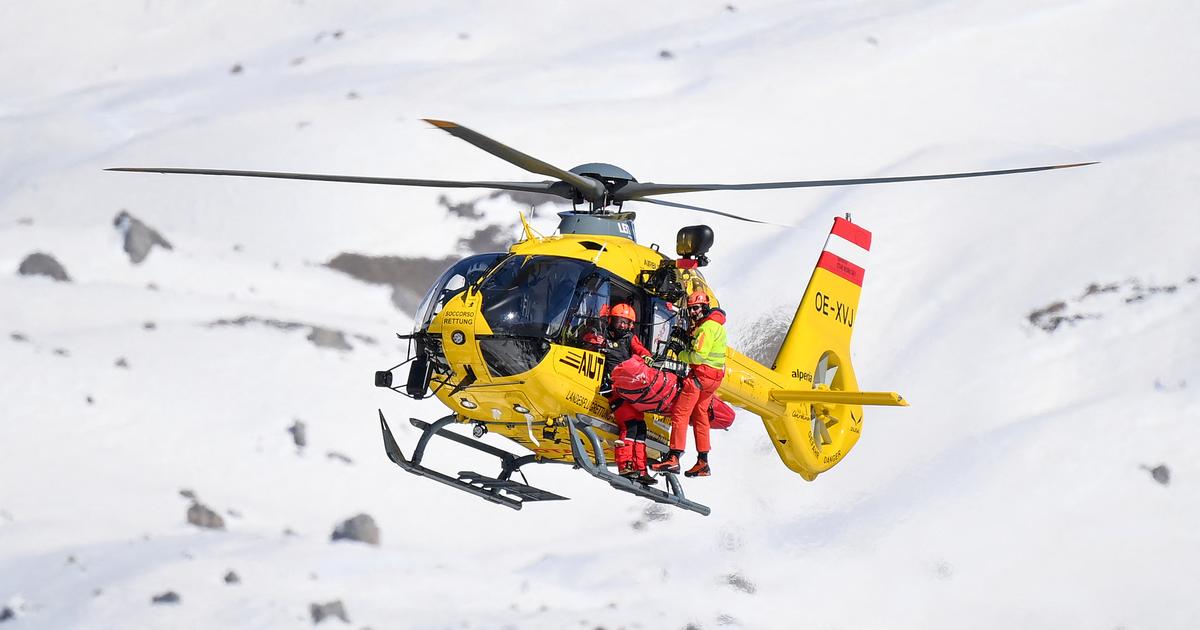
top-left (686, 291), bottom-right (710, 307)
top-left (609, 303), bottom-right (636, 322)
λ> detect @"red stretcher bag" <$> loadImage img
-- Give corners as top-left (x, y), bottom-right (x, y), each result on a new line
top-left (610, 358), bottom-right (680, 414)
top-left (708, 396), bottom-right (736, 430)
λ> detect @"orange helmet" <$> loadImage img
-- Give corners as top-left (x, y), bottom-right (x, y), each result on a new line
top-left (609, 303), bottom-right (636, 322)
top-left (686, 291), bottom-right (710, 307)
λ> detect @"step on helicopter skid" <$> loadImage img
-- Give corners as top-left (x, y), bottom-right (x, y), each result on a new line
top-left (109, 119), bottom-right (1094, 515)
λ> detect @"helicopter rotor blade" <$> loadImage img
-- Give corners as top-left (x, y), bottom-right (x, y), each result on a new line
top-left (104, 167), bottom-right (573, 199)
top-left (633, 197), bottom-right (773, 225)
top-left (613, 161), bottom-right (1098, 200)
top-left (422, 119), bottom-right (606, 202)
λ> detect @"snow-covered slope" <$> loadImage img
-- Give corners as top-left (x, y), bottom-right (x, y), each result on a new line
top-left (2, 1), bottom-right (1197, 628)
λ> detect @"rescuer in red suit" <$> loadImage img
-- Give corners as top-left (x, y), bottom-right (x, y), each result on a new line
top-left (583, 303), bottom-right (656, 485)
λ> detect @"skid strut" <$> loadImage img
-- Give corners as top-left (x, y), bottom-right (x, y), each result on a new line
top-left (378, 410), bottom-right (567, 510)
top-left (564, 414), bottom-right (711, 516)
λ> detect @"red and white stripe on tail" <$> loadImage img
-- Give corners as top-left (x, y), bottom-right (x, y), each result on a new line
top-left (815, 217), bottom-right (872, 287)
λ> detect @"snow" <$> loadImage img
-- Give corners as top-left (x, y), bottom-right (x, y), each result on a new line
top-left (2, 1), bottom-right (1198, 628)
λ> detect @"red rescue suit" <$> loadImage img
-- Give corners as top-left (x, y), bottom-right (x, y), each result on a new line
top-left (598, 332), bottom-right (652, 475)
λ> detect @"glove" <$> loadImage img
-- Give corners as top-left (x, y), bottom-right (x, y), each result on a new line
top-left (665, 336), bottom-right (687, 354)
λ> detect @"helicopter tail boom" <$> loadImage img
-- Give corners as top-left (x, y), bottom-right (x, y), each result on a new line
top-left (720, 217), bottom-right (903, 479)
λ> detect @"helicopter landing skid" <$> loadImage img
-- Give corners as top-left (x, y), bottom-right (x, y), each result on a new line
top-left (378, 410), bottom-right (568, 510)
top-left (565, 414), bottom-right (711, 516)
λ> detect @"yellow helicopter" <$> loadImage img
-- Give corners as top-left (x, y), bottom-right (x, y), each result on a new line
top-left (110, 120), bottom-right (1094, 515)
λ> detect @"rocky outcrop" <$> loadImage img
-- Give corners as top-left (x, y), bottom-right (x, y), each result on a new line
top-left (307, 327), bottom-right (352, 351)
top-left (206, 316), bottom-right (373, 352)
top-left (17, 253), bottom-right (70, 281)
top-left (151, 591), bottom-right (180, 605)
top-left (289, 420), bottom-right (308, 448)
top-left (310, 600), bottom-right (349, 624)
top-left (114, 210), bottom-right (173, 264)
top-left (186, 502), bottom-right (225, 530)
top-left (1029, 275), bottom-right (1198, 333)
top-left (331, 513), bottom-right (379, 546)
top-left (1143, 464), bottom-right (1170, 485)
top-left (325, 252), bottom-right (456, 314)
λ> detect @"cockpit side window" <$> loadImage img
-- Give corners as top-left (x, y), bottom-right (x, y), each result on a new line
top-left (566, 270), bottom-right (642, 348)
top-left (645, 297), bottom-right (680, 356)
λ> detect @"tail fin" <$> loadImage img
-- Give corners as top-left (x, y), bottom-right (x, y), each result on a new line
top-left (762, 217), bottom-right (904, 479)
top-left (774, 216), bottom-right (871, 372)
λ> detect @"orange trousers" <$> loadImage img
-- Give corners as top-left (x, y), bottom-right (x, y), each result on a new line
top-left (668, 368), bottom-right (723, 453)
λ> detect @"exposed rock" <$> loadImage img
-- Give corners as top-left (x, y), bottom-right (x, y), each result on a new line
top-left (0, 606), bottom-right (13, 622)
top-left (224, 570), bottom-right (240, 585)
top-left (326, 252), bottom-right (456, 314)
top-left (659, 49), bottom-right (675, 59)
top-left (143, 322), bottom-right (156, 331)
top-left (17, 252), bottom-right (70, 281)
top-left (53, 348), bottom-right (69, 357)
top-left (10, 332), bottom-right (27, 342)
top-left (310, 600), bottom-right (349, 624)
top-left (459, 224), bottom-right (512, 254)
top-left (1081, 282), bottom-right (1120, 298)
top-left (1143, 464), bottom-right (1170, 485)
top-left (725, 573), bottom-right (757, 594)
top-left (229, 64), bottom-right (243, 75)
top-left (439, 194), bottom-right (483, 220)
top-left (331, 513), bottom-right (379, 546)
top-left (114, 211), bottom-right (173, 264)
top-left (289, 420), bottom-right (308, 448)
top-left (187, 502), bottom-right (226, 530)
top-left (206, 316), bottom-right (371, 351)
top-left (151, 591), bottom-right (180, 604)
top-left (178, 488), bottom-right (196, 500)
top-left (115, 357), bottom-right (129, 368)
top-left (326, 451), bottom-right (353, 464)
top-left (308, 327), bottom-right (352, 351)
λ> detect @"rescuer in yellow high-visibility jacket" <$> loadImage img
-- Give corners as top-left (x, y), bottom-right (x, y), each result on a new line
top-left (651, 291), bottom-right (726, 478)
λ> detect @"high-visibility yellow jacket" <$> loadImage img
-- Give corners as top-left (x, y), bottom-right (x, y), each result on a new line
top-left (678, 309), bottom-right (727, 370)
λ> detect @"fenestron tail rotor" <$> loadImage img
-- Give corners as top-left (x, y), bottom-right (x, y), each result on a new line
top-left (107, 118), bottom-right (1096, 222)
top-left (812, 353), bottom-right (840, 447)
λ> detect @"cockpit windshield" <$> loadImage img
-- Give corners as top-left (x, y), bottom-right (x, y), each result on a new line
top-left (415, 253), bottom-right (506, 331)
top-left (478, 255), bottom-right (593, 339)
